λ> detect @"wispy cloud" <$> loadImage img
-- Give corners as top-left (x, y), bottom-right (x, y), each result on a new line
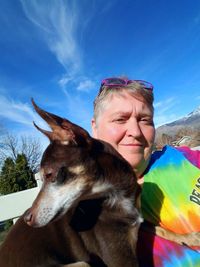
top-left (0, 94), bottom-right (57, 151)
top-left (154, 97), bottom-right (181, 127)
top-left (20, 0), bottom-right (97, 92)
top-left (0, 95), bottom-right (47, 128)
top-left (154, 97), bottom-right (177, 113)
top-left (21, 0), bottom-right (81, 74)
top-left (20, 0), bottom-right (122, 132)
top-left (76, 78), bottom-right (96, 92)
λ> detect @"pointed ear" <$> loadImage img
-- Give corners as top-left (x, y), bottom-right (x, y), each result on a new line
top-left (33, 121), bottom-right (54, 140)
top-left (32, 98), bottom-right (65, 130)
top-left (31, 98), bottom-right (92, 146)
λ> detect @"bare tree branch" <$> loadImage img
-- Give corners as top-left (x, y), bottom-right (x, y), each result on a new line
top-left (0, 132), bottom-right (42, 172)
top-left (21, 136), bottom-right (42, 172)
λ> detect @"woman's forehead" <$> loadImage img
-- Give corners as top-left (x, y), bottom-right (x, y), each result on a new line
top-left (104, 90), bottom-right (151, 108)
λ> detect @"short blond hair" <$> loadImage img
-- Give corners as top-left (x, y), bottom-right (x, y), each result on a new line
top-left (93, 82), bottom-right (154, 124)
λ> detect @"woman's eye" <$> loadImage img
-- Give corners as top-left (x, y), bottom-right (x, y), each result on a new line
top-left (140, 118), bottom-right (154, 125)
top-left (114, 118), bottom-right (126, 123)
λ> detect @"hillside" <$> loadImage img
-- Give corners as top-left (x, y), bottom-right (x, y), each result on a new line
top-left (155, 106), bottom-right (200, 147)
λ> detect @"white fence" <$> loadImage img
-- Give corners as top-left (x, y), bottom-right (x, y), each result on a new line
top-left (0, 173), bottom-right (42, 223)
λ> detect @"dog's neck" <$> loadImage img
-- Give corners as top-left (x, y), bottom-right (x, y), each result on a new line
top-left (101, 188), bottom-right (140, 225)
top-left (80, 139), bottom-right (140, 225)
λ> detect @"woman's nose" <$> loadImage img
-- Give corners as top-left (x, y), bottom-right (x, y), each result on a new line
top-left (126, 120), bottom-right (142, 138)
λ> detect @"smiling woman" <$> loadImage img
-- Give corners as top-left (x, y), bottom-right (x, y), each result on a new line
top-left (90, 77), bottom-right (200, 267)
top-left (92, 78), bottom-right (155, 179)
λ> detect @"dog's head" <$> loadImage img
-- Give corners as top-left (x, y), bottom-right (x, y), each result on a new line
top-left (24, 99), bottom-right (137, 227)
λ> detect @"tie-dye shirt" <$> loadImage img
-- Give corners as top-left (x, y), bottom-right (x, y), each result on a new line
top-left (137, 145), bottom-right (200, 267)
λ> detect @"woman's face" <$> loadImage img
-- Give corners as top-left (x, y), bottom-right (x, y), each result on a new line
top-left (92, 91), bottom-right (155, 178)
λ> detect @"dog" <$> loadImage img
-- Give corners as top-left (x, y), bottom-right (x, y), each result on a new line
top-left (0, 99), bottom-right (141, 267)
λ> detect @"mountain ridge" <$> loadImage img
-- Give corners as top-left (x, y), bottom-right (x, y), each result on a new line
top-left (155, 105), bottom-right (200, 147)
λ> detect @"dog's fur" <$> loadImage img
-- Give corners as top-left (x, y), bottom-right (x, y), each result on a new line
top-left (0, 99), bottom-right (141, 267)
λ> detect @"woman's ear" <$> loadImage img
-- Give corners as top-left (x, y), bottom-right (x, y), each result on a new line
top-left (91, 118), bottom-right (98, 138)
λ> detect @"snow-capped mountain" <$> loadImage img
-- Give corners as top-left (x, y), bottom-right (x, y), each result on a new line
top-left (155, 106), bottom-right (200, 145)
top-left (184, 105), bottom-right (200, 119)
top-left (157, 106), bottom-right (200, 129)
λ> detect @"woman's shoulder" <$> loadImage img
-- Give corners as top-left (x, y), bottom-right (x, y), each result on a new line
top-left (151, 145), bottom-right (200, 169)
top-left (176, 146), bottom-right (200, 168)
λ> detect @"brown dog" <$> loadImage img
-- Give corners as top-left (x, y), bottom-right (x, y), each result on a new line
top-left (0, 99), bottom-right (141, 267)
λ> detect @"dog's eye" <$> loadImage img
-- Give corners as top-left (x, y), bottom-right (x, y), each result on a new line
top-left (45, 173), bottom-right (52, 179)
top-left (57, 167), bottom-right (68, 184)
top-left (44, 170), bottom-right (53, 180)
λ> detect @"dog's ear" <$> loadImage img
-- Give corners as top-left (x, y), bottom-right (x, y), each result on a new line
top-left (31, 98), bottom-right (91, 146)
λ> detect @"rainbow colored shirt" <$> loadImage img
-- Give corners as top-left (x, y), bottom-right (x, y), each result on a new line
top-left (137, 145), bottom-right (200, 266)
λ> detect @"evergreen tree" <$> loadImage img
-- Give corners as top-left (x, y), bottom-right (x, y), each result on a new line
top-left (0, 157), bottom-right (15, 194)
top-left (0, 154), bottom-right (36, 195)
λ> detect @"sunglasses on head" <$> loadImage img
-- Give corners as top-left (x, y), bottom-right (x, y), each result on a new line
top-left (99, 77), bottom-right (153, 95)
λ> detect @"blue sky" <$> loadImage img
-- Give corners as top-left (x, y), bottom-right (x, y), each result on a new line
top-left (0, 0), bottom-right (200, 148)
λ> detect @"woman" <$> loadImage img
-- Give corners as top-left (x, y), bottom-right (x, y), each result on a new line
top-left (91, 77), bottom-right (200, 266)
